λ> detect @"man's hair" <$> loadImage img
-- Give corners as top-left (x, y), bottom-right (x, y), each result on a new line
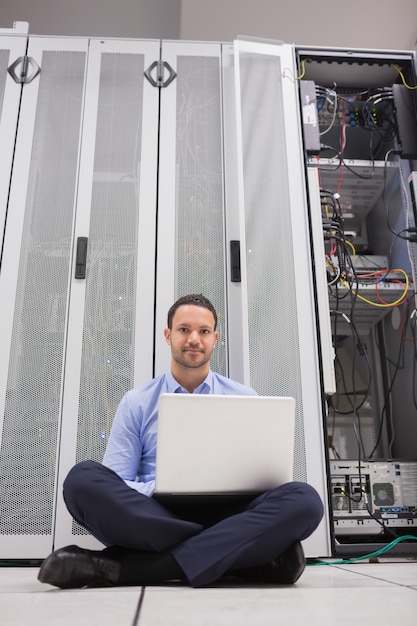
top-left (167, 294), bottom-right (218, 330)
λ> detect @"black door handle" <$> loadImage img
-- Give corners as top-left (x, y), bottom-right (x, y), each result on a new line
top-left (230, 240), bottom-right (241, 282)
top-left (75, 237), bottom-right (88, 279)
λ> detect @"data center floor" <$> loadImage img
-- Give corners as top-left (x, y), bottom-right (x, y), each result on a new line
top-left (1, 558), bottom-right (416, 625)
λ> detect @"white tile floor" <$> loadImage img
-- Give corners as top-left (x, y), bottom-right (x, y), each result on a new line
top-left (1, 559), bottom-right (416, 625)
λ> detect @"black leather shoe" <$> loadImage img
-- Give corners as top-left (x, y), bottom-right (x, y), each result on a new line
top-left (232, 541), bottom-right (306, 585)
top-left (38, 545), bottom-right (121, 589)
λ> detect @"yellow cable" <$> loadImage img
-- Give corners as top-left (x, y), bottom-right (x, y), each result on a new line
top-left (339, 269), bottom-right (409, 307)
top-left (297, 58), bottom-right (310, 80)
top-left (344, 239), bottom-right (356, 256)
top-left (284, 58), bottom-right (311, 81)
top-left (391, 64), bottom-right (417, 90)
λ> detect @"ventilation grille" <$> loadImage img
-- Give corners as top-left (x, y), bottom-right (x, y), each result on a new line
top-left (72, 52), bottom-right (145, 535)
top-left (0, 51), bottom-right (86, 534)
top-left (174, 55), bottom-right (227, 375)
top-left (238, 50), bottom-right (307, 480)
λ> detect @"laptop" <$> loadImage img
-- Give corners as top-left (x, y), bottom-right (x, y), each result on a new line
top-left (154, 393), bottom-right (295, 498)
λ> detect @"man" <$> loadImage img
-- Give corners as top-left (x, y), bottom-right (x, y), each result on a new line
top-left (38, 294), bottom-right (323, 588)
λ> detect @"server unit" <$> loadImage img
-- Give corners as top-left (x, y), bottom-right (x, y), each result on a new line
top-left (330, 459), bottom-right (417, 536)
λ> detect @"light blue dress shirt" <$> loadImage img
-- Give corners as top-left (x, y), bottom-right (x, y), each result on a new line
top-left (102, 370), bottom-right (257, 496)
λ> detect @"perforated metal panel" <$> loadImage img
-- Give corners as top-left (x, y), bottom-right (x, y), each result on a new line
top-left (69, 52), bottom-right (146, 536)
top-left (74, 53), bottom-right (145, 466)
top-left (237, 50), bottom-right (307, 480)
top-left (174, 55), bottom-right (227, 375)
top-left (0, 51), bottom-right (86, 534)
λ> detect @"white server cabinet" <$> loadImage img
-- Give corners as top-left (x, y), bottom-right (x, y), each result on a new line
top-left (0, 36), bottom-right (333, 558)
top-left (0, 36), bottom-right (90, 558)
top-left (154, 39), bottom-right (332, 557)
top-left (53, 39), bottom-right (161, 550)
top-left (0, 37), bottom-right (160, 558)
top-left (232, 40), bottom-right (332, 556)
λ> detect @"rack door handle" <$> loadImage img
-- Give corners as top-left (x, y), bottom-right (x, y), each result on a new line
top-left (144, 60), bottom-right (177, 88)
top-left (230, 240), bottom-right (241, 282)
top-left (75, 237), bottom-right (88, 279)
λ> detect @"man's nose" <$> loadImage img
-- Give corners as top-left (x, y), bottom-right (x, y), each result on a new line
top-left (188, 330), bottom-right (200, 343)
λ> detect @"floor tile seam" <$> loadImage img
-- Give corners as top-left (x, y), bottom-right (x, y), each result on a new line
top-left (131, 586), bottom-right (146, 626)
top-left (329, 564), bottom-right (417, 591)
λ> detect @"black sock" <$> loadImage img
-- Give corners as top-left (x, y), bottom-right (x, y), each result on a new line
top-left (104, 548), bottom-right (186, 586)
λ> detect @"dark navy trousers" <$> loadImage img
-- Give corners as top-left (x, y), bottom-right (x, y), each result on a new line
top-left (63, 460), bottom-right (324, 587)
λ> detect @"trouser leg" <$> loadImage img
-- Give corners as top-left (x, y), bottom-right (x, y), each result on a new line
top-left (63, 460), bottom-right (202, 551)
top-left (63, 462), bottom-right (323, 588)
top-left (171, 481), bottom-right (324, 587)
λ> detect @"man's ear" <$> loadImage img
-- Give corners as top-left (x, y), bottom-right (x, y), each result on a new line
top-left (164, 328), bottom-right (171, 345)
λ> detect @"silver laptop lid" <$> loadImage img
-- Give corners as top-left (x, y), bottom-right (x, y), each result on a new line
top-left (155, 394), bottom-right (295, 496)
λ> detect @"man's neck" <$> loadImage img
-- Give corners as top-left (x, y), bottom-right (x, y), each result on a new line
top-left (170, 365), bottom-right (210, 393)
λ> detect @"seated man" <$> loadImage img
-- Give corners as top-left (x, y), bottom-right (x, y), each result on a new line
top-left (38, 293), bottom-right (323, 588)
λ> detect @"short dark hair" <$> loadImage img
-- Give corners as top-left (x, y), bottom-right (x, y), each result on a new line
top-left (167, 294), bottom-right (218, 330)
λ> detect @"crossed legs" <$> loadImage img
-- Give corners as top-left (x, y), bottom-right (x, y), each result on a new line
top-left (57, 460), bottom-right (324, 587)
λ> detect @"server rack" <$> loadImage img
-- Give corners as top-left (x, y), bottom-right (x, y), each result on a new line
top-left (0, 35), bottom-right (333, 559)
top-left (296, 45), bottom-right (417, 556)
top-left (2, 31), bottom-right (417, 562)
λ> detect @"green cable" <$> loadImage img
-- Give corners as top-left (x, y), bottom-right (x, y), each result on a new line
top-left (309, 535), bottom-right (417, 566)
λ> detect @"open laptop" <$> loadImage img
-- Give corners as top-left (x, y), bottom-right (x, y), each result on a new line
top-left (153, 394), bottom-right (295, 499)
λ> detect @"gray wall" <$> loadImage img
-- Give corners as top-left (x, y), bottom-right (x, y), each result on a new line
top-left (1, 0), bottom-right (417, 49)
top-left (181, 0), bottom-right (417, 50)
top-left (0, 0), bottom-right (181, 39)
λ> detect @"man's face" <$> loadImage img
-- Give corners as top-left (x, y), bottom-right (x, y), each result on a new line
top-left (164, 304), bottom-right (219, 371)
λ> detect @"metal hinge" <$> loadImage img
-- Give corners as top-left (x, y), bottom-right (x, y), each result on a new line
top-left (8, 56), bottom-right (41, 84)
top-left (144, 60), bottom-right (176, 88)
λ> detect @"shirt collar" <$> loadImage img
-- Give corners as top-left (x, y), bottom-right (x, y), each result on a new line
top-left (165, 369), bottom-right (213, 394)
